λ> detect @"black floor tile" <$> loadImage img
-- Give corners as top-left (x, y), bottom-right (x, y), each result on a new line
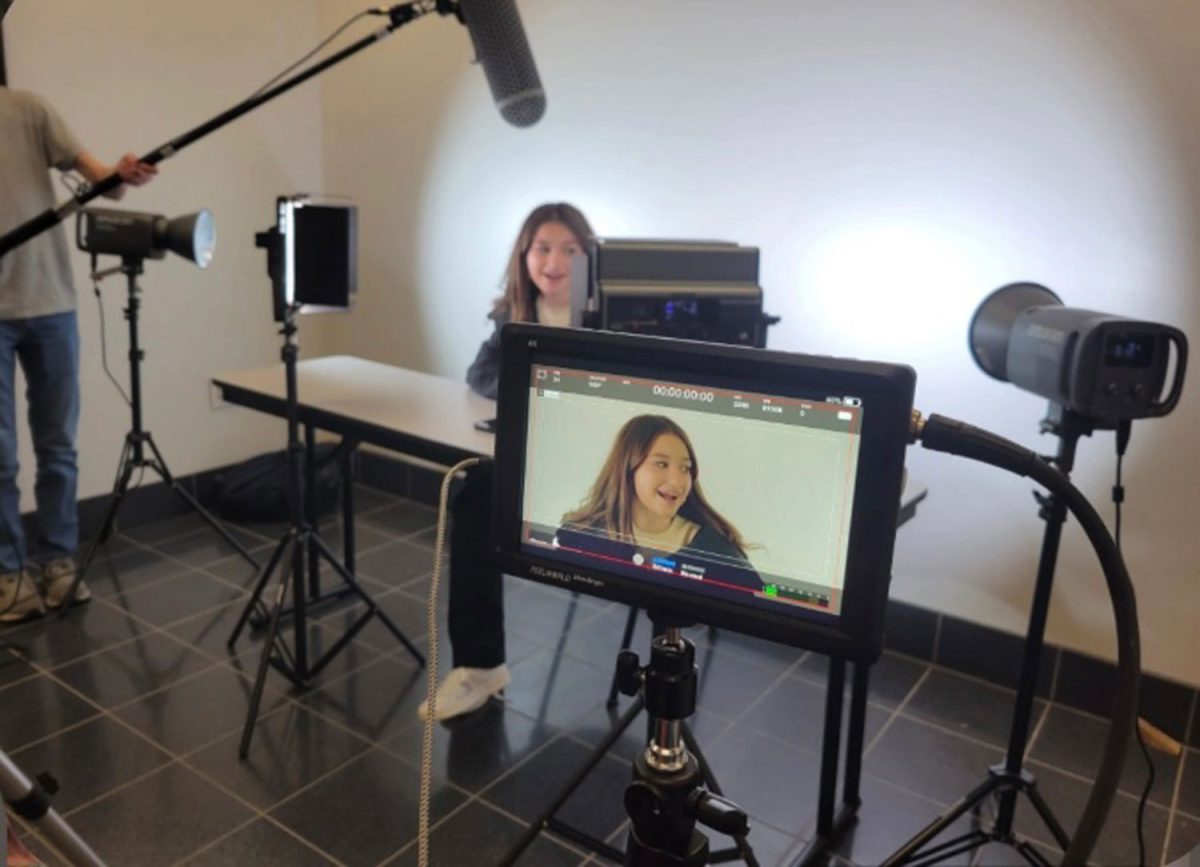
top-left (691, 640), bottom-right (793, 719)
top-left (385, 701), bottom-right (560, 793)
top-left (350, 483), bottom-right (402, 515)
top-left (79, 545), bottom-right (193, 597)
top-left (114, 663), bottom-right (292, 755)
top-left (166, 598), bottom-right (267, 663)
top-left (186, 702), bottom-right (371, 810)
top-left (903, 668), bottom-right (1045, 750)
top-left (0, 645), bottom-right (37, 689)
top-left (181, 818), bottom-right (339, 866)
top-left (864, 715), bottom-right (1005, 806)
top-left (151, 524), bottom-right (267, 569)
top-left (358, 500), bottom-right (439, 537)
top-left (269, 747), bottom-right (467, 867)
top-left (1013, 758), bottom-right (1168, 866)
top-left (1029, 704), bottom-right (1180, 807)
top-left (352, 538), bottom-right (437, 587)
top-left (504, 584), bottom-right (610, 650)
top-left (504, 647), bottom-right (612, 730)
top-left (313, 586), bottom-right (430, 656)
top-left (830, 774), bottom-right (963, 866)
top-left (51, 631), bottom-right (218, 709)
top-left (796, 650), bottom-right (928, 708)
top-left (10, 716), bottom-right (171, 812)
top-left (62, 761), bottom-right (255, 865)
top-left (121, 513), bottom-right (215, 545)
top-left (482, 735), bottom-right (631, 845)
top-left (106, 569), bottom-right (246, 628)
top-left (299, 653), bottom-right (425, 743)
top-left (0, 675), bottom-right (100, 750)
top-left (738, 673), bottom-right (892, 757)
top-left (1, 598), bottom-right (151, 669)
top-left (1167, 812), bottom-right (1200, 864)
top-left (1178, 748), bottom-right (1200, 818)
top-left (702, 725), bottom-right (823, 837)
top-left (703, 626), bottom-right (808, 671)
top-left (384, 799), bottom-right (586, 866)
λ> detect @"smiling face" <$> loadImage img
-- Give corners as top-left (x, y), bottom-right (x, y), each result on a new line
top-left (631, 433), bottom-right (694, 532)
top-left (525, 221), bottom-right (582, 306)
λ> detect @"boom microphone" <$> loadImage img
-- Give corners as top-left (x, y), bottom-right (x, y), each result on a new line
top-left (457, 0), bottom-right (546, 127)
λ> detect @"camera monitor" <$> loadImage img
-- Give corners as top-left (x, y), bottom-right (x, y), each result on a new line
top-left (493, 325), bottom-right (916, 660)
top-left (259, 195), bottom-right (357, 322)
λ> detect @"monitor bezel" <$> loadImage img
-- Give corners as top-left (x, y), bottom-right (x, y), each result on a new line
top-left (493, 324), bottom-right (916, 661)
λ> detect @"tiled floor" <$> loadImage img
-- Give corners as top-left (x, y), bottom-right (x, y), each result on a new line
top-left (2, 485), bottom-right (1199, 866)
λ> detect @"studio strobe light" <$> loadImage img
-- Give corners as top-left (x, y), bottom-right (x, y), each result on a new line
top-left (77, 207), bottom-right (215, 267)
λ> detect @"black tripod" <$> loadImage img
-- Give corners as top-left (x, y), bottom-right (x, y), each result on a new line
top-left (229, 304), bottom-right (424, 758)
top-left (884, 407), bottom-right (1098, 866)
top-left (62, 258), bottom-right (259, 610)
top-left (499, 616), bottom-right (757, 866)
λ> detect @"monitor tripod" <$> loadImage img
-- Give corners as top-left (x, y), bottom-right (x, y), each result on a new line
top-left (499, 615), bottom-right (757, 867)
top-left (884, 406), bottom-right (1102, 866)
top-left (60, 257), bottom-right (259, 612)
top-left (229, 302), bottom-right (424, 758)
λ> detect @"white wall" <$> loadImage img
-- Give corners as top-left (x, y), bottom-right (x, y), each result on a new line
top-left (317, 0), bottom-right (1200, 687)
top-left (4, 0), bottom-right (336, 502)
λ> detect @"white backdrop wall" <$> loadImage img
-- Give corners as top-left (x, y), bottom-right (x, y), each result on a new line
top-left (4, 0), bottom-right (337, 505)
top-left (317, 0), bottom-right (1200, 687)
top-left (4, 2), bottom-right (1196, 687)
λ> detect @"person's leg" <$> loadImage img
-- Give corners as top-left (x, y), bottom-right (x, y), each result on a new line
top-left (18, 312), bottom-right (83, 607)
top-left (447, 463), bottom-right (505, 668)
top-left (0, 318), bottom-right (41, 622)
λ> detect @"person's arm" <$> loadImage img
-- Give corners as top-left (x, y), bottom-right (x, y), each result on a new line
top-left (72, 151), bottom-right (157, 200)
top-left (466, 314), bottom-right (505, 399)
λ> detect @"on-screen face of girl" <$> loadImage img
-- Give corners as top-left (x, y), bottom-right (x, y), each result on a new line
top-left (631, 433), bottom-right (694, 530)
top-left (525, 221), bottom-right (582, 305)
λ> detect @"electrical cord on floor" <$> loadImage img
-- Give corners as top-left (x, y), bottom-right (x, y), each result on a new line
top-left (1113, 420), bottom-right (1153, 867)
top-left (418, 456), bottom-right (484, 867)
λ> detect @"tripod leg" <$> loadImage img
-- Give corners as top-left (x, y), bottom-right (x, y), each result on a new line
top-left (881, 775), bottom-right (1004, 867)
top-left (310, 534), bottom-right (425, 667)
top-left (141, 435), bottom-right (260, 570)
top-left (608, 607), bottom-right (640, 707)
top-left (239, 537), bottom-right (295, 759)
top-left (228, 532), bottom-right (292, 648)
top-left (1022, 777), bottom-right (1071, 850)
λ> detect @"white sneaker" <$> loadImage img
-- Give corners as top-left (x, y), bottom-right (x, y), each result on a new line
top-left (40, 558), bottom-right (91, 609)
top-left (0, 567), bottom-right (45, 623)
top-left (417, 665), bottom-right (511, 721)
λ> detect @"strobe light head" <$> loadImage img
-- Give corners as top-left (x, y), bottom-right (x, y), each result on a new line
top-left (76, 208), bottom-right (215, 268)
top-left (969, 282), bottom-right (1188, 423)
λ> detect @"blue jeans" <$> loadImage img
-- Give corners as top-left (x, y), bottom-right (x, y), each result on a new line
top-left (0, 311), bottom-right (80, 571)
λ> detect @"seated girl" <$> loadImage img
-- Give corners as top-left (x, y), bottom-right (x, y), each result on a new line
top-left (555, 414), bottom-right (761, 592)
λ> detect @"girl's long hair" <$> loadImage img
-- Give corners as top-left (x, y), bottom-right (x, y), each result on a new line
top-left (562, 414), bottom-right (748, 554)
top-left (494, 202), bottom-right (594, 323)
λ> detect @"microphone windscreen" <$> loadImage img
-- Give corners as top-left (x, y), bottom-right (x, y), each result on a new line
top-left (458, 0), bottom-right (546, 128)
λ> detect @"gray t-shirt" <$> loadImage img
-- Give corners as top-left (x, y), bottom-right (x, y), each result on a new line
top-left (0, 87), bottom-right (84, 319)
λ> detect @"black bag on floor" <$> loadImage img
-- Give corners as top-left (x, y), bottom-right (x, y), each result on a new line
top-left (211, 444), bottom-right (343, 523)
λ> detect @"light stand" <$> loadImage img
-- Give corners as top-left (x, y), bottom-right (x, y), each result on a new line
top-left (1, 748), bottom-right (105, 867)
top-left (62, 257), bottom-right (259, 611)
top-left (229, 302), bottom-right (424, 758)
top-left (883, 407), bottom-right (1098, 866)
top-left (498, 616), bottom-right (757, 867)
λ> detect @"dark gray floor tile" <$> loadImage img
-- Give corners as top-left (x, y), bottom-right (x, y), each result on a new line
top-left (557, 604), bottom-right (652, 672)
top-left (352, 538), bottom-right (437, 587)
top-left (1029, 704), bottom-right (1180, 807)
top-left (385, 700), bottom-right (560, 793)
top-left (1179, 748), bottom-right (1200, 818)
top-left (181, 818), bottom-right (339, 866)
top-left (504, 584), bottom-right (610, 651)
top-left (10, 716), bottom-right (171, 812)
top-left (1167, 812), bottom-right (1200, 865)
top-left (738, 674), bottom-right (891, 758)
top-left (0, 646), bottom-right (37, 689)
top-left (350, 483), bottom-right (402, 515)
top-left (1014, 759), bottom-right (1168, 866)
top-left (313, 586), bottom-right (430, 656)
top-left (359, 500), bottom-right (439, 537)
top-left (691, 640), bottom-right (793, 719)
top-left (505, 647), bottom-right (612, 730)
top-left (864, 715), bottom-right (1005, 806)
top-left (121, 513), bottom-right (215, 545)
top-left (269, 747), bottom-right (466, 867)
top-left (384, 799), bottom-right (585, 866)
top-left (830, 774), bottom-right (963, 866)
top-left (1, 598), bottom-right (150, 669)
top-left (0, 675), bottom-right (100, 750)
top-left (186, 702), bottom-right (371, 809)
top-left (151, 524), bottom-right (267, 569)
top-left (114, 664), bottom-right (292, 755)
top-left (52, 631), bottom-right (218, 709)
top-left (703, 626), bottom-right (808, 671)
top-left (199, 550), bottom-right (267, 587)
top-left (106, 569), bottom-right (246, 627)
top-left (902, 668), bottom-right (1042, 749)
top-left (797, 650), bottom-right (928, 708)
top-left (299, 653), bottom-right (425, 744)
top-left (62, 761), bottom-right (254, 865)
top-left (166, 598), bottom-right (268, 663)
top-left (482, 735), bottom-right (631, 844)
top-left (702, 726), bottom-right (823, 837)
top-left (80, 545), bottom-right (193, 597)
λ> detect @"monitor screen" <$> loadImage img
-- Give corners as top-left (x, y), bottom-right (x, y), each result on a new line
top-left (493, 325), bottom-right (915, 659)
